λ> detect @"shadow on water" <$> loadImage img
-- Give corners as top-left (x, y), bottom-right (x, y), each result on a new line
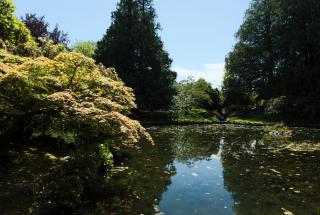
top-left (1, 125), bottom-right (320, 215)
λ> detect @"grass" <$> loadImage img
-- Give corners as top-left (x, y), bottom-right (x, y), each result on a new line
top-left (136, 109), bottom-right (219, 125)
top-left (137, 109), bottom-right (320, 128)
top-left (227, 116), bottom-right (275, 125)
top-left (226, 111), bottom-right (282, 126)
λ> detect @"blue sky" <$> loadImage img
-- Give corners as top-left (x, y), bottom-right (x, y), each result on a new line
top-left (13, 0), bottom-right (251, 88)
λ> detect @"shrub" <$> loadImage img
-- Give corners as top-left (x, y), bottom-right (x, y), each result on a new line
top-left (72, 41), bottom-right (97, 57)
top-left (38, 38), bottom-right (66, 59)
top-left (264, 96), bottom-right (287, 116)
top-left (0, 51), bottom-right (153, 213)
top-left (0, 52), bottom-right (152, 145)
top-left (0, 0), bottom-right (38, 55)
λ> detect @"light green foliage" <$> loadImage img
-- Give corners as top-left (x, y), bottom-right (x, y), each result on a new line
top-left (191, 78), bottom-right (216, 110)
top-left (0, 1), bottom-right (151, 213)
top-left (0, 51), bottom-right (152, 145)
top-left (265, 96), bottom-right (287, 116)
top-left (0, 51), bottom-right (153, 213)
top-left (0, 0), bottom-right (37, 55)
top-left (171, 77), bottom-right (226, 121)
top-left (172, 77), bottom-right (223, 114)
top-left (172, 77), bottom-right (195, 111)
top-left (38, 38), bottom-right (66, 58)
top-left (72, 41), bottom-right (97, 57)
top-left (99, 144), bottom-right (114, 167)
top-left (0, 50), bottom-right (27, 64)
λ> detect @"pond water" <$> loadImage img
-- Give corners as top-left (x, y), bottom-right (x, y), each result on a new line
top-left (108, 125), bottom-right (320, 215)
top-left (1, 125), bottom-right (320, 215)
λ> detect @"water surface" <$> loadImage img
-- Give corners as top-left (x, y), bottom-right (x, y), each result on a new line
top-left (1, 125), bottom-right (319, 215)
top-left (109, 125), bottom-right (320, 215)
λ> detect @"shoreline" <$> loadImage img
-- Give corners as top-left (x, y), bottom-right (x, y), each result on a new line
top-left (141, 119), bottom-right (320, 129)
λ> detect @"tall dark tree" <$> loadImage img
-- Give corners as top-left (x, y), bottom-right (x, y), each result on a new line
top-left (275, 0), bottom-right (320, 117)
top-left (95, 0), bottom-right (176, 110)
top-left (223, 0), bottom-right (320, 117)
top-left (224, 0), bottom-right (276, 102)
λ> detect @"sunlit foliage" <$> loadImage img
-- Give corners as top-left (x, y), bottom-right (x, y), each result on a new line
top-left (172, 77), bottom-right (225, 119)
top-left (0, 51), bottom-right (152, 146)
top-left (72, 41), bottom-right (97, 57)
top-left (0, 0), bottom-right (37, 55)
top-left (0, 50), bottom-right (153, 213)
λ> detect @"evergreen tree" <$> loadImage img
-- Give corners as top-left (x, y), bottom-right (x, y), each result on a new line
top-left (95, 0), bottom-right (176, 110)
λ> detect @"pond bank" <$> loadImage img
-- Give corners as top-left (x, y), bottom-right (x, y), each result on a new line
top-left (137, 111), bottom-right (320, 129)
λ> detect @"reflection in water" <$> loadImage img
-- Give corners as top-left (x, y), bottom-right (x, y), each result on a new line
top-left (145, 125), bottom-right (319, 215)
top-left (100, 125), bottom-right (320, 215)
top-left (1, 125), bottom-right (320, 214)
top-left (156, 126), bottom-right (234, 215)
top-left (221, 128), bottom-right (320, 215)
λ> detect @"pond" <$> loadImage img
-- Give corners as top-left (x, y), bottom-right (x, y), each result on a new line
top-left (107, 125), bottom-right (320, 215)
top-left (1, 125), bottom-right (320, 215)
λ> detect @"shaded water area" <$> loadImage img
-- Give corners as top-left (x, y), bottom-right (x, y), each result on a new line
top-left (1, 125), bottom-right (320, 214)
top-left (108, 125), bottom-right (320, 215)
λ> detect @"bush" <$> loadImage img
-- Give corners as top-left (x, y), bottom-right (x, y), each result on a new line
top-left (38, 38), bottom-right (66, 58)
top-left (264, 96), bottom-right (287, 116)
top-left (0, 52), bottom-right (152, 145)
top-left (0, 0), bottom-right (38, 56)
top-left (72, 41), bottom-right (97, 57)
top-left (0, 51), bottom-right (153, 214)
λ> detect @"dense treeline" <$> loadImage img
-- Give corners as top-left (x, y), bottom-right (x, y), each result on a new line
top-left (95, 0), bottom-right (177, 111)
top-left (224, 0), bottom-right (320, 118)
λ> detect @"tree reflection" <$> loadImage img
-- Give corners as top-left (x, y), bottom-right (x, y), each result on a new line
top-left (90, 131), bottom-right (178, 215)
top-left (220, 128), bottom-right (320, 215)
top-left (157, 126), bottom-right (221, 166)
top-left (2, 125), bottom-right (319, 215)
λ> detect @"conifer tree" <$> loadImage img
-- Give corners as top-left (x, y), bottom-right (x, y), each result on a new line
top-left (95, 0), bottom-right (176, 110)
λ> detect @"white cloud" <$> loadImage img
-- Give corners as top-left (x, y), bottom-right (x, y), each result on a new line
top-left (172, 63), bottom-right (225, 88)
